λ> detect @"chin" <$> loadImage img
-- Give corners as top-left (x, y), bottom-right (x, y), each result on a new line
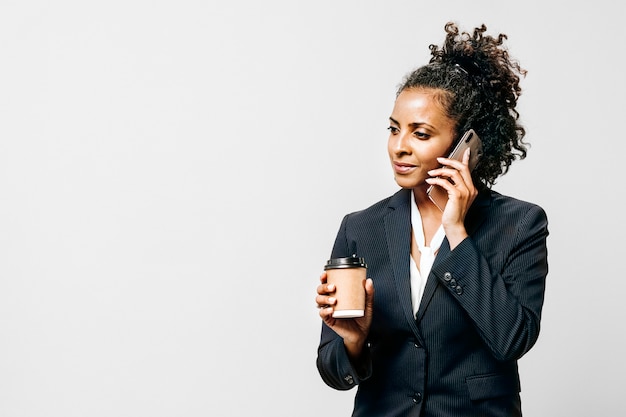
top-left (394, 174), bottom-right (431, 191)
top-left (393, 177), bottom-right (420, 190)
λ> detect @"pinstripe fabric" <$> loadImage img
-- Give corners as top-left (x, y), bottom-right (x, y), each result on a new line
top-left (316, 188), bottom-right (549, 417)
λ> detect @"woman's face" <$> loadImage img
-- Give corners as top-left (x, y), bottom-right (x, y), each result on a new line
top-left (387, 88), bottom-right (456, 191)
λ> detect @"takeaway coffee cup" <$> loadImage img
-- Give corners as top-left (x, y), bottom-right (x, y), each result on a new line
top-left (324, 256), bottom-right (367, 318)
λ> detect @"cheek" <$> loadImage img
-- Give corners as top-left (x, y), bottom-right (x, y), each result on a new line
top-left (421, 142), bottom-right (451, 167)
top-left (422, 160), bottom-right (439, 173)
top-left (386, 136), bottom-right (396, 157)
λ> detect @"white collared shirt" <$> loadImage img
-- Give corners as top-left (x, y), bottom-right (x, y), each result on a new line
top-left (410, 190), bottom-right (445, 316)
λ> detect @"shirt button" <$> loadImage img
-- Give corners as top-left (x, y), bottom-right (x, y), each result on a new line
top-left (412, 392), bottom-right (422, 404)
top-left (443, 272), bottom-right (452, 281)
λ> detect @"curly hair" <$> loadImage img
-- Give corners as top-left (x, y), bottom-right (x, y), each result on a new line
top-left (397, 22), bottom-right (528, 188)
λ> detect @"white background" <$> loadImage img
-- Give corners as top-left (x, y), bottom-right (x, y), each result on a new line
top-left (0, 1), bottom-right (623, 416)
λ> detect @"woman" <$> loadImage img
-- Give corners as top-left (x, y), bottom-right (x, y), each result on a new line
top-left (315, 22), bottom-right (549, 417)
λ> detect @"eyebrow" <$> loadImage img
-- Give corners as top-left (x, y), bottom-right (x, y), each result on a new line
top-left (389, 117), bottom-right (435, 130)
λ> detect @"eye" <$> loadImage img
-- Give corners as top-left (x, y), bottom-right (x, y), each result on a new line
top-left (413, 130), bottom-right (430, 140)
top-left (387, 126), bottom-right (399, 134)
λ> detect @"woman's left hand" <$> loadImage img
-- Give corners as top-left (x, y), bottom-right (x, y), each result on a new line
top-left (425, 148), bottom-right (478, 248)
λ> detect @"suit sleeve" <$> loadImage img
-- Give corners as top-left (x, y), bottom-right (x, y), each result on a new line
top-left (431, 203), bottom-right (549, 361)
top-left (316, 214), bottom-right (373, 390)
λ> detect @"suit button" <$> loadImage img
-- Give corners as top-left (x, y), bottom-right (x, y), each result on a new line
top-left (344, 375), bottom-right (354, 385)
top-left (412, 392), bottom-right (422, 404)
top-left (455, 286), bottom-right (463, 295)
top-left (449, 278), bottom-right (457, 287)
top-left (443, 272), bottom-right (452, 281)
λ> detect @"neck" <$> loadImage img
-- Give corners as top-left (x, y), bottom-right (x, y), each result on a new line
top-left (411, 188), bottom-right (443, 247)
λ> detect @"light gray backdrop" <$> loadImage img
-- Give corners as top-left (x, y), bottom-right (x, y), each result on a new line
top-left (1, 1), bottom-right (623, 416)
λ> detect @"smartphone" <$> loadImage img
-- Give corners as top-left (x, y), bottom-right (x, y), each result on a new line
top-left (426, 129), bottom-right (483, 211)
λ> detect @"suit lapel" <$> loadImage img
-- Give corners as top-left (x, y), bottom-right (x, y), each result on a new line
top-left (416, 190), bottom-right (492, 321)
top-left (384, 189), bottom-right (424, 342)
top-left (416, 239), bottom-right (449, 321)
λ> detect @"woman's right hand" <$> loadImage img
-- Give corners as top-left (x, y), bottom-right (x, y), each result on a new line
top-left (316, 271), bottom-right (375, 360)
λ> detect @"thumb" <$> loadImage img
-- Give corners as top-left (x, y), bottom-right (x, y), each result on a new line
top-left (364, 278), bottom-right (375, 310)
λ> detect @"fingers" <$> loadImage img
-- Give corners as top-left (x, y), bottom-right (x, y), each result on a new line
top-left (425, 169), bottom-right (465, 196)
top-left (317, 287), bottom-right (335, 320)
top-left (427, 149), bottom-right (473, 193)
top-left (430, 159), bottom-right (467, 181)
top-left (317, 280), bottom-right (335, 295)
top-left (316, 292), bottom-right (336, 306)
top-left (318, 305), bottom-right (334, 320)
top-left (316, 278), bottom-right (374, 313)
top-left (316, 275), bottom-right (336, 311)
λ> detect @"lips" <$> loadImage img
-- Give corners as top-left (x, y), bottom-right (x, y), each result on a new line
top-left (393, 161), bottom-right (417, 174)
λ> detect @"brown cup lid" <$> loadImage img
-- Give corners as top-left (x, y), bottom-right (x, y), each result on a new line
top-left (324, 255), bottom-right (367, 270)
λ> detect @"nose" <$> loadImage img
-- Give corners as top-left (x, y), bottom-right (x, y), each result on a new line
top-left (389, 130), bottom-right (411, 156)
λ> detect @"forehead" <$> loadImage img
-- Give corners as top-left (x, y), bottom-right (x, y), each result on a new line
top-left (391, 88), bottom-right (455, 127)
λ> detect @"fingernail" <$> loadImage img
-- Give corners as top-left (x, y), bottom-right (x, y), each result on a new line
top-left (328, 297), bottom-right (336, 304)
top-left (328, 284), bottom-right (335, 291)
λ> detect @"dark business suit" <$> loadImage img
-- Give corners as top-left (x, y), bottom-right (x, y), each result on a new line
top-left (317, 188), bottom-right (549, 417)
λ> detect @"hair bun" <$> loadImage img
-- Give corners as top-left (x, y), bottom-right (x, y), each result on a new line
top-left (451, 57), bottom-right (483, 81)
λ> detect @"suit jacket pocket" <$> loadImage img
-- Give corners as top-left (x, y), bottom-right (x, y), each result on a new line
top-left (465, 372), bottom-right (520, 401)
